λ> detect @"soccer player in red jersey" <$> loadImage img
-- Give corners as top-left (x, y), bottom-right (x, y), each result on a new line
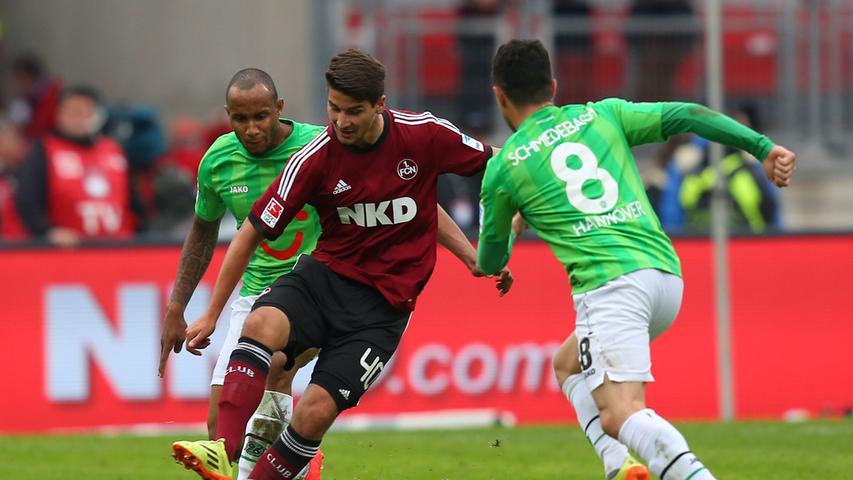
top-left (172, 49), bottom-right (511, 480)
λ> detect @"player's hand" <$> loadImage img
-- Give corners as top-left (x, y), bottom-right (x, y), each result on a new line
top-left (470, 263), bottom-right (513, 295)
top-left (158, 305), bottom-right (187, 377)
top-left (762, 145), bottom-right (797, 188)
top-left (471, 263), bottom-right (488, 278)
top-left (495, 267), bottom-right (513, 297)
top-left (185, 312), bottom-right (217, 356)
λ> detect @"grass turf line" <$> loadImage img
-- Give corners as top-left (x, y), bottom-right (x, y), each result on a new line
top-left (0, 419), bottom-right (849, 479)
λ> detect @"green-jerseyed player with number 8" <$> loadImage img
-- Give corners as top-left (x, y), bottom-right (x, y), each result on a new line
top-left (477, 40), bottom-right (796, 480)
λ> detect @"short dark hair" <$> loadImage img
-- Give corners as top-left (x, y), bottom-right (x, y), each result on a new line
top-left (61, 85), bottom-right (101, 105)
top-left (325, 49), bottom-right (385, 104)
top-left (226, 68), bottom-right (278, 101)
top-left (492, 39), bottom-right (553, 106)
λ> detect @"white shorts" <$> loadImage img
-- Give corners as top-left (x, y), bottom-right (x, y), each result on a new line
top-left (211, 295), bottom-right (259, 386)
top-left (573, 268), bottom-right (683, 391)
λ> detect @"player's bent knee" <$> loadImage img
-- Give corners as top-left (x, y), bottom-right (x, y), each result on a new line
top-left (599, 401), bottom-right (645, 438)
top-left (599, 408), bottom-right (626, 438)
top-left (241, 306), bottom-right (291, 350)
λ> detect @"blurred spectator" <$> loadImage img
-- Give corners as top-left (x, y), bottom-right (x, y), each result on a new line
top-left (438, 0), bottom-right (504, 233)
top-left (139, 116), bottom-right (208, 240)
top-left (104, 104), bottom-right (167, 171)
top-left (103, 103), bottom-right (167, 221)
top-left (202, 106), bottom-right (233, 148)
top-left (626, 0), bottom-right (697, 102)
top-left (0, 121), bottom-right (27, 240)
top-left (8, 54), bottom-right (62, 141)
top-left (145, 165), bottom-right (195, 240)
top-left (15, 86), bottom-right (146, 247)
top-left (161, 115), bottom-right (207, 183)
top-left (648, 104), bottom-right (779, 234)
top-left (455, 0), bottom-right (501, 137)
top-left (678, 106), bottom-right (780, 234)
top-left (553, 0), bottom-right (594, 105)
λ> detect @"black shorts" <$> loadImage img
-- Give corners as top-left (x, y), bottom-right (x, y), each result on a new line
top-left (252, 254), bottom-right (410, 411)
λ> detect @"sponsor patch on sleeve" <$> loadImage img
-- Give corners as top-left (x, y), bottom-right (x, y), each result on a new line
top-left (260, 198), bottom-right (284, 228)
top-left (462, 134), bottom-right (485, 152)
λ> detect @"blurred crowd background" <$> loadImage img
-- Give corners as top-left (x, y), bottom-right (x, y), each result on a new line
top-left (1, 0), bottom-right (852, 247)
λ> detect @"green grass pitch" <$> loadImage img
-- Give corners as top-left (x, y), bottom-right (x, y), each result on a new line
top-left (1, 419), bottom-right (850, 479)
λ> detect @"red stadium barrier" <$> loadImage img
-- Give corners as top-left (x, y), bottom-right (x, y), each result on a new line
top-left (1, 236), bottom-right (852, 433)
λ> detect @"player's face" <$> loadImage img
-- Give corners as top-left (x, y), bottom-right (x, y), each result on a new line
top-left (226, 85), bottom-right (284, 156)
top-left (327, 88), bottom-right (385, 147)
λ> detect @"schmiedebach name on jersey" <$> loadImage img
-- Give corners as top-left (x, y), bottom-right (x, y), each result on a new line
top-left (508, 107), bottom-right (598, 166)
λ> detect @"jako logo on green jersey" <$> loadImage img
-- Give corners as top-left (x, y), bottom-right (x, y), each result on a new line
top-left (337, 197), bottom-right (417, 227)
top-left (230, 185), bottom-right (249, 194)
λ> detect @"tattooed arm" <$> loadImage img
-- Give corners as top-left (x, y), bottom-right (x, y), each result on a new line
top-left (158, 215), bottom-right (221, 377)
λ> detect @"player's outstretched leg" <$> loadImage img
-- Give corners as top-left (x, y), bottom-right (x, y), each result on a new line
top-left (554, 335), bottom-right (648, 479)
top-left (249, 384), bottom-right (337, 479)
top-left (564, 373), bottom-right (649, 480)
top-left (237, 350), bottom-right (324, 480)
top-left (595, 380), bottom-right (716, 480)
top-left (172, 335), bottom-right (272, 480)
top-left (236, 389), bottom-right (290, 480)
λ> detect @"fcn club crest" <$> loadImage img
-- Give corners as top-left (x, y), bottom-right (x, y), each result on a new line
top-left (397, 159), bottom-right (418, 180)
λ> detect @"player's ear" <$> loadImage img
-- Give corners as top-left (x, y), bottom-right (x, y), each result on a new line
top-left (550, 79), bottom-right (558, 100)
top-left (375, 94), bottom-right (386, 112)
top-left (276, 98), bottom-right (284, 114)
top-left (493, 86), bottom-right (508, 109)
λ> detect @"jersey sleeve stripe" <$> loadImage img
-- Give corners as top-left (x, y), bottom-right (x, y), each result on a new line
top-left (391, 110), bottom-right (462, 133)
top-left (278, 135), bottom-right (330, 200)
top-left (277, 131), bottom-right (328, 196)
top-left (394, 117), bottom-right (461, 134)
top-left (390, 110), bottom-right (435, 120)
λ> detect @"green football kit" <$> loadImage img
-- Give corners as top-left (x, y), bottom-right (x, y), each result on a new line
top-left (478, 99), bottom-right (775, 293)
top-left (195, 119), bottom-right (324, 296)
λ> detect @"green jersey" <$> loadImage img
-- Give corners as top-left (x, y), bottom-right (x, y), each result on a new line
top-left (478, 99), bottom-right (775, 293)
top-left (195, 119), bottom-right (324, 296)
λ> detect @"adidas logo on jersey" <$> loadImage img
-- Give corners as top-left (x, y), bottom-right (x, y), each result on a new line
top-left (338, 389), bottom-right (351, 400)
top-left (332, 179), bottom-right (352, 195)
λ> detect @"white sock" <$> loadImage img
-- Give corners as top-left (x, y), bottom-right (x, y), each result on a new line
top-left (236, 391), bottom-right (293, 480)
top-left (618, 408), bottom-right (715, 480)
top-left (562, 374), bottom-right (629, 477)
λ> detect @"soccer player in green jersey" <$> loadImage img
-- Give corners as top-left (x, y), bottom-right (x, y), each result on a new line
top-left (478, 40), bottom-right (796, 480)
top-left (158, 68), bottom-right (325, 480)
